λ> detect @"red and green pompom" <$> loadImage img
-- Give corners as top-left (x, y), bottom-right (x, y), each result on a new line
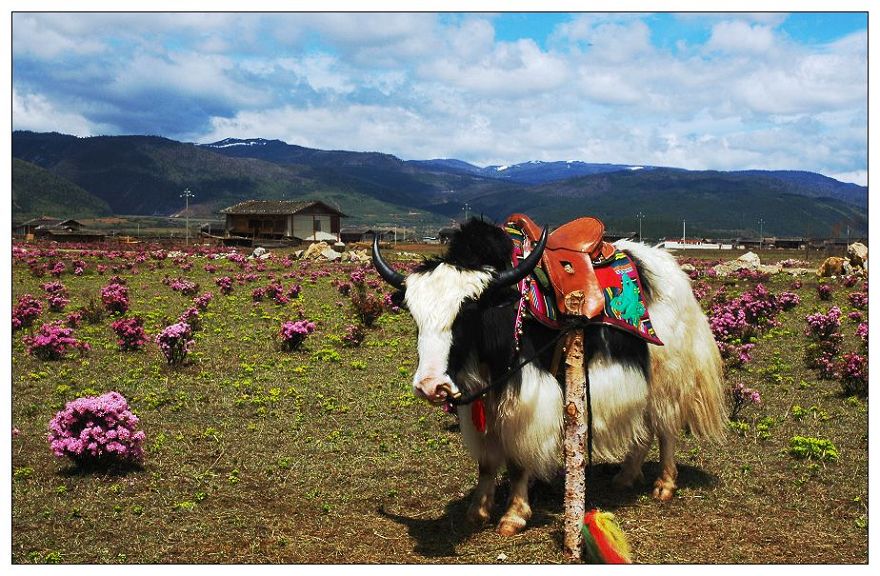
top-left (581, 509), bottom-right (632, 564)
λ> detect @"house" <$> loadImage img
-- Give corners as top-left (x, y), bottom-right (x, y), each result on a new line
top-left (219, 200), bottom-right (347, 243)
top-left (14, 217), bottom-right (105, 242)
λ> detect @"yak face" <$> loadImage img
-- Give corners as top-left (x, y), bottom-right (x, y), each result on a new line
top-left (375, 218), bottom-right (547, 405)
top-left (403, 264), bottom-right (494, 403)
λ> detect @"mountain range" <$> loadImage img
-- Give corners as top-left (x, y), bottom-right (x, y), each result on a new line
top-left (11, 131), bottom-right (868, 239)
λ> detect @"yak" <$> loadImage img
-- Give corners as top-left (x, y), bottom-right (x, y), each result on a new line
top-left (373, 217), bottom-right (726, 536)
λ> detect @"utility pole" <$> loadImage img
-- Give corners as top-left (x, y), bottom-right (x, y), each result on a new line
top-left (758, 218), bottom-right (765, 249)
top-left (636, 211), bottom-right (645, 243)
top-left (463, 203), bottom-right (471, 222)
top-left (682, 219), bottom-right (686, 242)
top-left (181, 188), bottom-right (195, 246)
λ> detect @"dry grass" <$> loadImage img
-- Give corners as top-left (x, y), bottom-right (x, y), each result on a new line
top-left (11, 244), bottom-right (868, 564)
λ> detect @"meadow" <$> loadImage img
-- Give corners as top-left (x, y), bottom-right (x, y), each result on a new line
top-left (10, 240), bottom-right (868, 564)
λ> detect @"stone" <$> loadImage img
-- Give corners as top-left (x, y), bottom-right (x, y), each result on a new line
top-left (847, 242), bottom-right (868, 271)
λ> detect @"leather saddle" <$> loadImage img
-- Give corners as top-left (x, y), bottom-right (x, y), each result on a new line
top-left (506, 213), bottom-right (616, 319)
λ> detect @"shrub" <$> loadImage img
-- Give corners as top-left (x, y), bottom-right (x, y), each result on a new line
top-left (817, 283), bottom-right (833, 301)
top-left (47, 391), bottom-right (146, 466)
top-left (23, 321), bottom-right (91, 360)
top-left (192, 292), bottom-right (213, 311)
top-left (215, 276), bottom-right (233, 295)
top-left (848, 291), bottom-right (868, 310)
top-left (341, 323), bottom-right (366, 347)
top-left (169, 277), bottom-right (200, 296)
top-left (156, 322), bottom-right (194, 365)
top-left (12, 294), bottom-right (43, 330)
top-left (178, 307), bottom-right (201, 332)
top-left (279, 319), bottom-right (316, 351)
top-left (350, 288), bottom-right (384, 328)
top-left (100, 282), bottom-right (130, 315)
top-left (111, 316), bottom-right (149, 351)
top-left (79, 297), bottom-right (106, 324)
top-left (729, 381), bottom-right (761, 420)
top-left (838, 353), bottom-right (868, 397)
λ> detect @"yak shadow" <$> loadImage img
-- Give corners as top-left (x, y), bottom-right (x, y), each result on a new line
top-left (380, 461), bottom-right (718, 558)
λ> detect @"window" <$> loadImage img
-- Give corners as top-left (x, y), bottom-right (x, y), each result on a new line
top-left (313, 219), bottom-right (322, 232)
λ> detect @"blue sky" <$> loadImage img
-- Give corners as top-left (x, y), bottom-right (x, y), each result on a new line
top-left (9, 8), bottom-right (869, 184)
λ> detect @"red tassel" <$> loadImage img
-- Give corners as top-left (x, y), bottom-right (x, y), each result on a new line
top-left (582, 509), bottom-right (632, 564)
top-left (471, 398), bottom-right (486, 433)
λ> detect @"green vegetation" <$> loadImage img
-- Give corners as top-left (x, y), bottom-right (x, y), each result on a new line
top-left (10, 243), bottom-right (868, 564)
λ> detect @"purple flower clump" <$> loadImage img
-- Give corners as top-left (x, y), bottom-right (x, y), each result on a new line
top-left (279, 319), bottom-right (316, 351)
top-left (23, 321), bottom-right (91, 360)
top-left (215, 276), bottom-right (233, 295)
top-left (192, 292), bottom-right (213, 311)
top-left (48, 391), bottom-right (146, 466)
top-left (111, 316), bottom-right (149, 351)
top-left (13, 294), bottom-right (43, 330)
top-left (156, 321), bottom-right (194, 365)
top-left (100, 282), bottom-right (130, 315)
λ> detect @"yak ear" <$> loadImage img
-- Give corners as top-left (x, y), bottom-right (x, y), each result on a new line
top-left (390, 289), bottom-right (407, 310)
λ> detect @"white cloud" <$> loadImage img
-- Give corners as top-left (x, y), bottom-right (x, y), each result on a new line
top-left (10, 12), bottom-right (867, 181)
top-left (13, 89), bottom-right (111, 136)
top-left (706, 20), bottom-right (777, 54)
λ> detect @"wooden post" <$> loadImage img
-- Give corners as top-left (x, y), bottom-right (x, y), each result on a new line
top-left (563, 328), bottom-right (587, 562)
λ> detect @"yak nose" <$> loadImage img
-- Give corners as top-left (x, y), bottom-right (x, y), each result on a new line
top-left (414, 376), bottom-right (461, 404)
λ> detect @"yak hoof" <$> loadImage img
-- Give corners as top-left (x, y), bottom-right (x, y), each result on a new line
top-left (466, 505), bottom-right (491, 526)
top-left (497, 515), bottom-right (527, 536)
top-left (652, 478), bottom-right (677, 501)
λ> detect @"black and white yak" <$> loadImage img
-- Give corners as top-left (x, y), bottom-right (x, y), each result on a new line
top-left (373, 218), bottom-right (726, 536)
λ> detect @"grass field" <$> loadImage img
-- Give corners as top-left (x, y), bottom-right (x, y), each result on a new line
top-left (10, 240), bottom-right (868, 564)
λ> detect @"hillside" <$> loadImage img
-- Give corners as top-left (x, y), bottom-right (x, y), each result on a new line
top-left (461, 168), bottom-right (867, 238)
top-left (11, 131), bottom-right (868, 238)
top-left (11, 131), bottom-right (447, 230)
top-left (12, 158), bottom-right (112, 221)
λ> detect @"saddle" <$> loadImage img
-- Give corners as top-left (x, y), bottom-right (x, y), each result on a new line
top-left (506, 213), bottom-right (616, 319)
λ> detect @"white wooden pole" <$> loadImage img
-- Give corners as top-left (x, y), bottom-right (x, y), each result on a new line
top-left (563, 329), bottom-right (587, 562)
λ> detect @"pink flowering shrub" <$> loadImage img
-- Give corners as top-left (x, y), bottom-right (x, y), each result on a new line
top-left (48, 391), bottom-right (146, 466)
top-left (804, 306), bottom-right (844, 379)
top-left (805, 306), bottom-right (842, 340)
top-left (41, 280), bottom-right (70, 311)
top-left (838, 353), bottom-right (868, 396)
top-left (167, 277), bottom-right (200, 296)
top-left (178, 307), bottom-right (201, 331)
top-left (100, 282), bottom-right (130, 315)
top-left (817, 283), bottom-right (833, 301)
top-left (111, 316), bottom-right (149, 351)
top-left (279, 319), bottom-right (316, 351)
top-left (192, 292), bottom-right (213, 311)
top-left (215, 276), bottom-right (233, 295)
top-left (23, 321), bottom-right (91, 360)
top-left (156, 322), bottom-right (194, 365)
top-left (341, 323), bottom-right (366, 347)
top-left (848, 291), bottom-right (868, 310)
top-left (65, 311), bottom-right (84, 328)
top-left (729, 381), bottom-right (762, 420)
top-left (856, 323), bottom-right (868, 347)
top-left (12, 294), bottom-right (43, 330)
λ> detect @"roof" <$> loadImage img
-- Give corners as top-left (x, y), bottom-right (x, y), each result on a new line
top-left (220, 200), bottom-right (347, 216)
top-left (22, 216), bottom-right (62, 226)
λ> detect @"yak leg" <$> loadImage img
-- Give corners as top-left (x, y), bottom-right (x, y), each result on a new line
top-left (652, 430), bottom-right (678, 501)
top-left (613, 429), bottom-right (654, 490)
top-left (497, 462), bottom-right (532, 536)
top-left (467, 458), bottom-right (499, 526)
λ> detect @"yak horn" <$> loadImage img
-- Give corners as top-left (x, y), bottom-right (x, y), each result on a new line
top-left (489, 226), bottom-right (548, 289)
top-left (372, 235), bottom-right (406, 289)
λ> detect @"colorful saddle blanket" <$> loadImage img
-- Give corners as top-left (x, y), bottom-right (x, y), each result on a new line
top-left (506, 225), bottom-right (663, 346)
